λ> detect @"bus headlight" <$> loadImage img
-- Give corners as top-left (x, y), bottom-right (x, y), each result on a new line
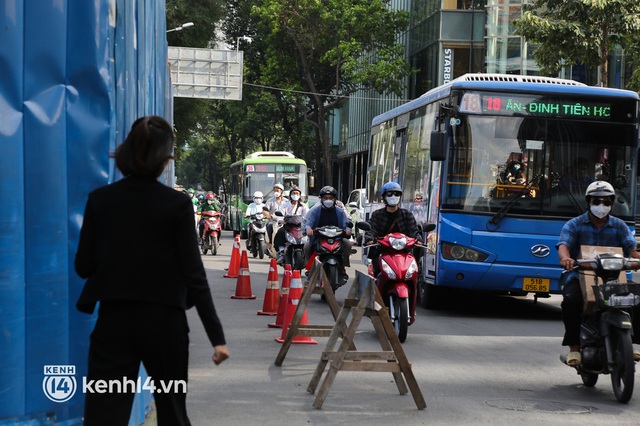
top-left (442, 242), bottom-right (488, 262)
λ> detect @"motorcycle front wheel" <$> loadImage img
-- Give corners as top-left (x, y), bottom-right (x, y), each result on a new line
top-left (610, 328), bottom-right (634, 403)
top-left (389, 294), bottom-right (409, 343)
top-left (258, 240), bottom-right (266, 259)
top-left (580, 371), bottom-right (598, 387)
top-left (293, 250), bottom-right (305, 271)
top-left (211, 235), bottom-right (218, 255)
top-left (327, 264), bottom-right (339, 293)
top-left (251, 238), bottom-right (258, 258)
top-left (201, 237), bottom-right (208, 255)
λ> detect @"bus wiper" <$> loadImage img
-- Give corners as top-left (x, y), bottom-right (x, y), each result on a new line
top-left (556, 180), bottom-right (584, 215)
top-left (487, 179), bottom-right (537, 228)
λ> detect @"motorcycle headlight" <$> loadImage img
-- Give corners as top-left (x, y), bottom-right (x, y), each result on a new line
top-left (389, 236), bottom-right (407, 250)
top-left (405, 259), bottom-right (418, 279)
top-left (380, 259), bottom-right (397, 280)
top-left (602, 258), bottom-right (624, 270)
top-left (286, 233), bottom-right (296, 243)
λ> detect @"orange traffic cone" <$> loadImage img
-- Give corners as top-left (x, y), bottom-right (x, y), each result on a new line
top-left (275, 269), bottom-right (317, 344)
top-left (231, 250), bottom-right (256, 299)
top-left (224, 235), bottom-right (241, 278)
top-left (268, 265), bottom-right (292, 328)
top-left (258, 259), bottom-right (280, 315)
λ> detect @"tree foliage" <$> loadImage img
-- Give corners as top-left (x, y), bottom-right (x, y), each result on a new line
top-left (514, 0), bottom-right (640, 87)
top-left (169, 0), bottom-right (412, 191)
top-left (252, 0), bottom-right (412, 182)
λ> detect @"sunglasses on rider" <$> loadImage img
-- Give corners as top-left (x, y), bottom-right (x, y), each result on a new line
top-left (591, 198), bottom-right (613, 207)
top-left (386, 191), bottom-right (402, 197)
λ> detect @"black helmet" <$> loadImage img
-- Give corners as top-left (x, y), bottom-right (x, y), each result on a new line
top-left (289, 186), bottom-right (302, 195)
top-left (319, 186), bottom-right (337, 198)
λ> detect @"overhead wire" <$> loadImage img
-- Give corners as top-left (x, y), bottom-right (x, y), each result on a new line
top-left (243, 81), bottom-right (413, 103)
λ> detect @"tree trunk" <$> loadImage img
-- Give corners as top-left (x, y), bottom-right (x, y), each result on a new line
top-left (317, 102), bottom-right (332, 187)
top-left (600, 26), bottom-right (609, 87)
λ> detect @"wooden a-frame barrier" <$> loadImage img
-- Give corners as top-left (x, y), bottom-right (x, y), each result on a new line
top-left (274, 258), bottom-right (351, 366)
top-left (307, 271), bottom-right (426, 410)
top-left (274, 262), bottom-right (426, 410)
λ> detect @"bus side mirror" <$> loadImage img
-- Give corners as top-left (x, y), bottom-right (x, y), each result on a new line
top-left (430, 131), bottom-right (447, 161)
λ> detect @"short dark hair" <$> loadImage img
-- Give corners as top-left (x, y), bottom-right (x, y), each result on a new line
top-left (114, 116), bottom-right (174, 178)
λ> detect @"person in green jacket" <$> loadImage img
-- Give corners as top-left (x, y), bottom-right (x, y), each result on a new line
top-left (197, 192), bottom-right (221, 244)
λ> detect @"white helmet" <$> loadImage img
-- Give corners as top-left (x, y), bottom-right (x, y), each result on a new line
top-left (585, 181), bottom-right (615, 199)
top-left (253, 191), bottom-right (264, 198)
top-left (273, 183), bottom-right (284, 191)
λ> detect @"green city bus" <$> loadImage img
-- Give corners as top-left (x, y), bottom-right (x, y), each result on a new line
top-left (228, 151), bottom-right (308, 238)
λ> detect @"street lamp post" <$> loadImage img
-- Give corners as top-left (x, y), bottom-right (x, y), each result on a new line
top-left (236, 36), bottom-right (253, 58)
top-left (167, 22), bottom-right (194, 33)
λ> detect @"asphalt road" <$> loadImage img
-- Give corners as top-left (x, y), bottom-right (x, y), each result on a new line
top-left (184, 230), bottom-right (640, 425)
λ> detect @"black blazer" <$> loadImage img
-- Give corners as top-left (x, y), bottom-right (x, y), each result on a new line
top-left (75, 175), bottom-right (225, 346)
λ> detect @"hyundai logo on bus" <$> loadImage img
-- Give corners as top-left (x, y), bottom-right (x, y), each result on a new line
top-left (531, 244), bottom-right (551, 258)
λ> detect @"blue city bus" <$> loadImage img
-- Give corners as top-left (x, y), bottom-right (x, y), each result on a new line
top-left (365, 74), bottom-right (639, 309)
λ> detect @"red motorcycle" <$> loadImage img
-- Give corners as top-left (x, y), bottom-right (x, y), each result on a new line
top-left (357, 222), bottom-right (432, 342)
top-left (201, 211), bottom-right (222, 255)
top-left (306, 225), bottom-right (353, 294)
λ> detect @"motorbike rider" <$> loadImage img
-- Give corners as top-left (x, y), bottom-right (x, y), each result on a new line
top-left (304, 186), bottom-right (352, 283)
top-left (197, 192), bottom-right (221, 244)
top-left (364, 182), bottom-right (423, 277)
top-left (557, 180), bottom-right (640, 366)
top-left (274, 187), bottom-right (309, 263)
top-left (244, 191), bottom-right (266, 248)
top-left (263, 183), bottom-right (286, 252)
top-left (187, 188), bottom-right (198, 206)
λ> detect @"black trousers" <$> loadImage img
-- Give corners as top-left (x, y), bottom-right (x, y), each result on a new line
top-left (562, 278), bottom-right (640, 346)
top-left (84, 301), bottom-right (191, 426)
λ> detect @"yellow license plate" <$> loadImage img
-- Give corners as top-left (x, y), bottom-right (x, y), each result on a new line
top-left (523, 277), bottom-right (550, 292)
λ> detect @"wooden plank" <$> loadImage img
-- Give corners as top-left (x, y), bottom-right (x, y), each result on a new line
top-left (337, 362), bottom-right (403, 373)
top-left (321, 351), bottom-right (398, 361)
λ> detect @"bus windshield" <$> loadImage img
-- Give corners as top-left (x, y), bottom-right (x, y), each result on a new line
top-left (443, 114), bottom-right (636, 221)
top-left (242, 164), bottom-right (307, 203)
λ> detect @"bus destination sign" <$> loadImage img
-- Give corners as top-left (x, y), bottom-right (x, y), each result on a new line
top-left (459, 92), bottom-right (613, 120)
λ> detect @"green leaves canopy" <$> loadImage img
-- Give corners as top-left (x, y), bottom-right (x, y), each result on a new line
top-left (514, 0), bottom-right (640, 87)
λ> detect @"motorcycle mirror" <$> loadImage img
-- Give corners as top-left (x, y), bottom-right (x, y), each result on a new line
top-left (274, 211), bottom-right (284, 217)
top-left (423, 223), bottom-right (436, 232)
top-left (356, 221), bottom-right (371, 231)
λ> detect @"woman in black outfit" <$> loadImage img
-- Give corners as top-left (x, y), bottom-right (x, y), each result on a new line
top-left (75, 116), bottom-right (229, 426)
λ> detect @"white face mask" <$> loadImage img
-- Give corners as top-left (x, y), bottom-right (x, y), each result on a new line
top-left (385, 195), bottom-right (400, 207)
top-left (590, 204), bottom-right (611, 219)
top-left (274, 191), bottom-right (282, 197)
top-left (291, 194), bottom-right (300, 201)
top-left (322, 199), bottom-right (335, 209)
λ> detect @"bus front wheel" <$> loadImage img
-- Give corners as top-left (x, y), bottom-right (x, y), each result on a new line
top-left (419, 280), bottom-right (442, 310)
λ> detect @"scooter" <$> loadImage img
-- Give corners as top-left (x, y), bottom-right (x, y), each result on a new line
top-left (276, 212), bottom-right (307, 270)
top-left (246, 212), bottom-right (267, 259)
top-left (200, 211), bottom-right (222, 255)
top-left (560, 253), bottom-right (640, 403)
top-left (308, 224), bottom-right (352, 294)
top-left (357, 222), bottom-right (431, 343)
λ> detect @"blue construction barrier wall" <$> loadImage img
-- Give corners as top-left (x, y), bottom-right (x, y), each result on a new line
top-left (0, 1), bottom-right (171, 424)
